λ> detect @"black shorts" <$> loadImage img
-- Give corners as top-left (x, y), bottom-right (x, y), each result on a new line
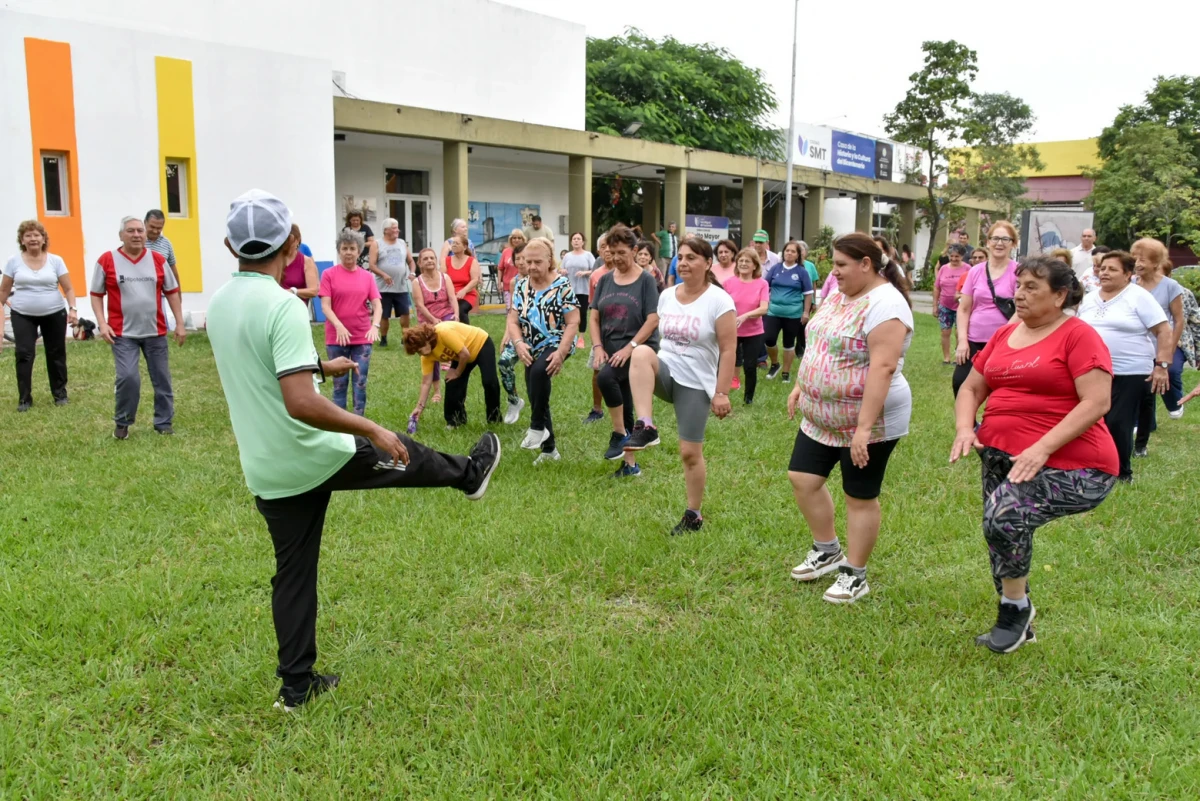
top-left (380, 292), bottom-right (411, 318)
top-left (764, 315), bottom-right (804, 350)
top-left (788, 427), bottom-right (900, 500)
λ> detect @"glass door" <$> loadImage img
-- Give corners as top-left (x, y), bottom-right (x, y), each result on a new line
top-left (386, 196), bottom-right (431, 251)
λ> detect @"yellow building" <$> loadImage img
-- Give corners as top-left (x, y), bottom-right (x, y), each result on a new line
top-left (1020, 139), bottom-right (1101, 205)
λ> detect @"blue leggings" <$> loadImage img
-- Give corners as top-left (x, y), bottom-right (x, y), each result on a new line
top-left (327, 343), bottom-right (372, 415)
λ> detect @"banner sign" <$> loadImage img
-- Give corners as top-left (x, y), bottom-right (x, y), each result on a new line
top-left (832, 129), bottom-right (877, 178)
top-left (793, 123), bottom-right (832, 171)
top-left (685, 214), bottom-right (730, 243)
top-left (874, 140), bottom-right (894, 181)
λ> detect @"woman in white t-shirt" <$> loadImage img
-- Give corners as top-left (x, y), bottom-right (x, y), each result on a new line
top-left (1077, 249), bottom-right (1172, 482)
top-left (785, 233), bottom-right (914, 604)
top-left (0, 220), bottom-right (78, 411)
top-left (623, 236), bottom-right (736, 535)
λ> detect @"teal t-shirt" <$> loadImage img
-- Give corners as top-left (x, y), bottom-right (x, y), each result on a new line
top-left (207, 271), bottom-right (355, 499)
top-left (804, 260), bottom-right (819, 286)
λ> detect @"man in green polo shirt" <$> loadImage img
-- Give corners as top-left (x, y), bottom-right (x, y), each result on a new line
top-left (207, 189), bottom-right (501, 711)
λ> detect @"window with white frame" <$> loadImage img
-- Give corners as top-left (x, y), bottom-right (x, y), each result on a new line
top-left (41, 152), bottom-right (69, 215)
top-left (165, 160), bottom-right (189, 217)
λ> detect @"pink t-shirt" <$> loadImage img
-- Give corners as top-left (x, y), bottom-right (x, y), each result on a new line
top-left (711, 263), bottom-right (737, 286)
top-left (725, 276), bottom-right (770, 336)
top-left (959, 260), bottom-right (1018, 344)
top-left (319, 265), bottom-right (381, 345)
top-left (935, 263), bottom-right (970, 310)
top-left (821, 272), bottom-right (839, 299)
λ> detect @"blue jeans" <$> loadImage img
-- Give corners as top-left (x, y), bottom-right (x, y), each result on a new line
top-left (327, 343), bottom-right (372, 415)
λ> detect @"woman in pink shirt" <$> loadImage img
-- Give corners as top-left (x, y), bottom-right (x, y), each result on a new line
top-left (934, 243), bottom-right (971, 364)
top-left (952, 221), bottom-right (1020, 397)
top-left (727, 248), bottom-right (770, 403)
top-left (318, 230), bottom-right (382, 415)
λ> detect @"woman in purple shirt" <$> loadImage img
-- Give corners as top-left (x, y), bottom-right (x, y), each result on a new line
top-left (952, 221), bottom-right (1020, 397)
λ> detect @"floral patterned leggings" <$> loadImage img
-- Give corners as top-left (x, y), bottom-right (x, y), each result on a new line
top-left (497, 342), bottom-right (521, 406)
top-left (980, 447), bottom-right (1116, 594)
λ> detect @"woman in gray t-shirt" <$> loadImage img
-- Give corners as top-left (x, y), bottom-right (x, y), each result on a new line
top-left (370, 218), bottom-right (415, 346)
top-left (561, 232), bottom-right (596, 334)
top-left (1, 220), bottom-right (78, 409)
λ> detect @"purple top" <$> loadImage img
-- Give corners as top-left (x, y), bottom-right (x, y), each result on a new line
top-left (960, 260), bottom-right (1019, 343)
top-left (282, 252), bottom-right (307, 292)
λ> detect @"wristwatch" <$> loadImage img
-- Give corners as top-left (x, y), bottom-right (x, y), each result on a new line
top-left (1156, 361), bottom-right (1170, 370)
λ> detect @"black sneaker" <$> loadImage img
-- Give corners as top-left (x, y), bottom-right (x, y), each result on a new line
top-left (765, 363), bottom-right (782, 380)
top-left (155, 425), bottom-right (174, 435)
top-left (379, 335), bottom-right (388, 347)
top-left (780, 372), bottom-right (790, 383)
top-left (17, 401), bottom-right (31, 412)
top-left (975, 624), bottom-right (1037, 647)
top-left (611, 462), bottom-right (642, 478)
top-left (623, 421), bottom-right (660, 451)
top-left (114, 425), bottom-right (130, 440)
top-left (274, 672), bottom-right (340, 711)
top-left (1133, 446), bottom-right (1148, 458)
top-left (671, 510), bottom-right (703, 536)
top-left (979, 600), bottom-right (1036, 654)
top-left (604, 431), bottom-right (630, 460)
top-left (464, 432), bottom-right (501, 501)
top-left (583, 409), bottom-right (605, 424)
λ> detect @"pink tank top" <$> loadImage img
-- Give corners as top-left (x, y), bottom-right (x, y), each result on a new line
top-left (420, 272), bottom-right (456, 321)
top-left (282, 252), bottom-right (307, 292)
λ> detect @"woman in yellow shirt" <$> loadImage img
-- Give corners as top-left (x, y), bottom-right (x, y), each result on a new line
top-left (404, 321), bottom-right (501, 429)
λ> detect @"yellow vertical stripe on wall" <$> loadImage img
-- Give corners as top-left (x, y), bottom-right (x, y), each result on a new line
top-left (154, 56), bottom-right (201, 292)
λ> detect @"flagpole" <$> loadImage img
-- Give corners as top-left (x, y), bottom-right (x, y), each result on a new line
top-left (782, 0), bottom-right (799, 244)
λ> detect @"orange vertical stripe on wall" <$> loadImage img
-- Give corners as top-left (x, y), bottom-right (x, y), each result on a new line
top-left (25, 38), bottom-right (86, 292)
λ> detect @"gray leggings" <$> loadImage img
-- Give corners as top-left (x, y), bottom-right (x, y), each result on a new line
top-left (654, 359), bottom-right (712, 443)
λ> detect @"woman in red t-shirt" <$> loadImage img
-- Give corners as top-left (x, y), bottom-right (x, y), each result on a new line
top-left (498, 229), bottom-right (526, 310)
top-left (950, 255), bottom-right (1117, 655)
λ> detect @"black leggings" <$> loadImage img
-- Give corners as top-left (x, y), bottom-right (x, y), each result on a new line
top-left (737, 333), bottom-right (765, 403)
top-left (1107, 374), bottom-right (1149, 479)
top-left (444, 337), bottom-right (501, 426)
top-left (952, 340), bottom-right (986, 398)
top-left (457, 299), bottom-right (472, 325)
top-left (11, 308), bottom-right (68, 404)
top-left (597, 359), bottom-right (634, 432)
top-left (525, 348), bottom-right (566, 452)
top-left (764, 315), bottom-right (805, 354)
top-left (575, 294), bottom-right (589, 332)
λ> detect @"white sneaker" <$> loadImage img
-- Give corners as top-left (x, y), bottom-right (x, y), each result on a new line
top-left (533, 449), bottom-right (560, 465)
top-left (823, 569), bottom-right (870, 604)
top-left (520, 427), bottom-right (550, 450)
top-left (503, 397), bottom-right (525, 425)
top-left (1168, 407), bottom-right (1185, 420)
top-left (790, 547), bottom-right (847, 582)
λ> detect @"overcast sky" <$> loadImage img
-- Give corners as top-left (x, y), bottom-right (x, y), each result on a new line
top-left (502, 0), bottom-right (1200, 143)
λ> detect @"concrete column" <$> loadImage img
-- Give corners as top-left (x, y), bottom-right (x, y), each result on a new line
top-left (802, 186), bottom-right (826, 245)
top-left (962, 206), bottom-right (982, 248)
top-left (897, 199), bottom-right (917, 252)
top-left (641, 181), bottom-right (661, 238)
top-left (442, 141), bottom-right (469, 238)
top-left (855, 193), bottom-right (875, 233)
top-left (664, 168), bottom-right (687, 236)
top-left (741, 176), bottom-right (763, 243)
top-left (568, 155), bottom-right (593, 250)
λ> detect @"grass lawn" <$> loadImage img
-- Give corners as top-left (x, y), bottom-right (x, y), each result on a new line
top-left (1, 311), bottom-right (1198, 799)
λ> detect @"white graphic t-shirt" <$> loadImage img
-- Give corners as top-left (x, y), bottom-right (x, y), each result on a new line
top-left (656, 283), bottom-right (736, 398)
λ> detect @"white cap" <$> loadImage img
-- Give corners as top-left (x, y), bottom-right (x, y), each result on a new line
top-left (226, 189), bottom-right (292, 259)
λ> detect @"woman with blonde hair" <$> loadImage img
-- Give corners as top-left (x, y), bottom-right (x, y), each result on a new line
top-left (1132, 237), bottom-right (1186, 454)
top-left (727, 247), bottom-right (769, 403)
top-left (498, 228), bottom-right (527, 309)
top-left (410, 247), bottom-right (459, 413)
top-left (953, 221), bottom-right (1020, 397)
top-left (1, 220), bottom-right (78, 410)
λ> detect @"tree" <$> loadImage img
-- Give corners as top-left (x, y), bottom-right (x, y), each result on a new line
top-left (586, 29), bottom-right (781, 159)
top-left (884, 42), bottom-right (1042, 270)
top-left (1087, 122), bottom-right (1200, 250)
top-left (1099, 76), bottom-right (1200, 164)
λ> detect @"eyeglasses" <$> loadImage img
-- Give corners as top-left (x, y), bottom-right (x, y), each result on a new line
top-left (988, 236), bottom-right (1013, 244)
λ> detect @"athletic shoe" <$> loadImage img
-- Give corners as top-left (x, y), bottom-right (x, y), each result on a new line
top-left (790, 547), bottom-right (847, 581)
top-left (406, 415), bottom-right (418, 435)
top-left (533, 449), bottom-right (561, 465)
top-left (583, 409), bottom-right (605, 424)
top-left (612, 462), bottom-right (642, 478)
top-left (503, 397), bottom-right (525, 424)
top-left (155, 425), bottom-right (174, 436)
top-left (114, 425), bottom-right (129, 440)
top-left (464, 432), bottom-right (501, 501)
top-left (978, 600), bottom-right (1036, 654)
top-left (54, 397), bottom-right (69, 407)
top-left (780, 372), bottom-right (790, 383)
top-left (757, 358), bottom-right (768, 369)
top-left (1117, 474), bottom-right (1134, 485)
top-left (822, 567), bottom-right (870, 604)
top-left (520, 427), bottom-right (550, 450)
top-left (604, 431), bottom-right (630, 460)
top-left (17, 402), bottom-right (31, 412)
top-left (1133, 446), bottom-right (1148, 458)
top-left (379, 335), bottom-right (388, 347)
top-left (731, 377), bottom-right (741, 390)
top-left (274, 672), bottom-right (339, 711)
top-left (623, 421), bottom-right (660, 451)
top-left (671, 510), bottom-right (703, 536)
top-left (766, 364), bottom-right (782, 380)
top-left (1169, 407), bottom-right (1185, 420)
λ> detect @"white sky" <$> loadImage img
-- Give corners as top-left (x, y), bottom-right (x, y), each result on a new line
top-left (501, 0), bottom-right (1200, 143)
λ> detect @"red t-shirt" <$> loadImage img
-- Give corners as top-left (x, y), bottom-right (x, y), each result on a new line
top-left (498, 248), bottom-right (518, 293)
top-left (974, 317), bottom-right (1118, 474)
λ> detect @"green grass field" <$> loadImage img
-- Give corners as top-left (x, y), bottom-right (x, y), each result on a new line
top-left (1, 312), bottom-right (1197, 799)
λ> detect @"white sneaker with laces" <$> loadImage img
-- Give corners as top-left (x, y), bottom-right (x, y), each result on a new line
top-left (1168, 407), bottom-right (1185, 420)
top-left (504, 397), bottom-right (525, 425)
top-left (823, 569), bottom-right (870, 604)
top-left (520, 427), bottom-right (550, 450)
top-left (533, 449), bottom-right (561, 465)
top-left (790, 547), bottom-right (847, 582)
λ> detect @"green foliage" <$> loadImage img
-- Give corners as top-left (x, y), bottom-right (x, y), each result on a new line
top-left (885, 43), bottom-right (1041, 270)
top-left (914, 261), bottom-right (937, 291)
top-left (1086, 122), bottom-right (1200, 251)
top-left (1175, 266), bottom-right (1200, 294)
top-left (1100, 76), bottom-right (1200, 164)
top-left (586, 29), bottom-right (781, 159)
top-left (808, 225), bottom-right (837, 281)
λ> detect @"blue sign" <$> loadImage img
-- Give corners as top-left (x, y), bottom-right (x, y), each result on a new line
top-left (831, 130), bottom-right (876, 178)
top-left (685, 214), bottom-right (730, 243)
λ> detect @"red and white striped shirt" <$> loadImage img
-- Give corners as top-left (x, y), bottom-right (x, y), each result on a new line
top-left (89, 247), bottom-right (179, 338)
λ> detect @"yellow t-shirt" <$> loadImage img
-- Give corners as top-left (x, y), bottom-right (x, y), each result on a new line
top-left (421, 321), bottom-right (489, 375)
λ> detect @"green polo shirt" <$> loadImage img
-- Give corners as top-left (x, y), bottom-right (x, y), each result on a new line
top-left (207, 271), bottom-right (355, 499)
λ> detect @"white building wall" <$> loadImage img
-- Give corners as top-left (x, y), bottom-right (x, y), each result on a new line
top-left (0, 10), bottom-right (335, 320)
top-left (469, 160), bottom-right (570, 253)
top-left (2, 0), bottom-right (586, 130)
